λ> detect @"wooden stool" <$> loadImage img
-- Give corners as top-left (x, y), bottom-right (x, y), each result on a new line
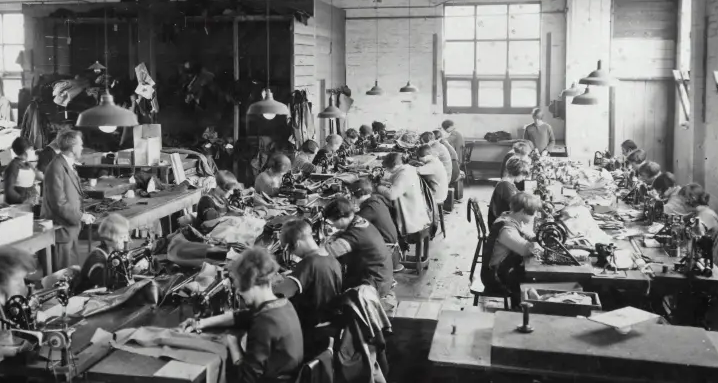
top-left (452, 180), bottom-right (464, 201)
top-left (470, 278), bottom-right (509, 309)
top-left (437, 203), bottom-right (446, 238)
top-left (401, 227), bottom-right (431, 277)
top-left (443, 188), bottom-right (455, 212)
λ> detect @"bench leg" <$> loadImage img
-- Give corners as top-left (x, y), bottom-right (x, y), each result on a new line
top-left (416, 240), bottom-right (424, 278)
top-left (473, 294), bottom-right (479, 306)
top-left (43, 246), bottom-right (52, 277)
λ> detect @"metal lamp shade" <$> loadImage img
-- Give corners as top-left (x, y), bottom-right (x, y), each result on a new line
top-left (318, 97), bottom-right (345, 119)
top-left (561, 82), bottom-right (582, 98)
top-left (88, 61), bottom-right (106, 72)
top-left (76, 94), bottom-right (139, 127)
top-left (366, 81), bottom-right (384, 96)
top-left (247, 89), bottom-right (290, 116)
top-left (579, 60), bottom-right (618, 87)
top-left (572, 87), bottom-right (599, 106)
top-left (399, 81), bottom-right (418, 93)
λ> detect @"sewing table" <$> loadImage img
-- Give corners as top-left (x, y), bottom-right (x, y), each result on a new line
top-left (8, 225), bottom-right (56, 277)
top-left (85, 187), bottom-right (202, 251)
top-left (429, 309), bottom-right (718, 382)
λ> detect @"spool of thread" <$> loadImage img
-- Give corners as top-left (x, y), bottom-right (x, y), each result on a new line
top-left (662, 265), bottom-right (669, 273)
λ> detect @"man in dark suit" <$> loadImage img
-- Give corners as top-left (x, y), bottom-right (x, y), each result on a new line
top-left (41, 130), bottom-right (95, 270)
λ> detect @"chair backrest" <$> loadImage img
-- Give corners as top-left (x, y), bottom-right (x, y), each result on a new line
top-left (463, 141), bottom-right (474, 164)
top-left (467, 198), bottom-right (487, 238)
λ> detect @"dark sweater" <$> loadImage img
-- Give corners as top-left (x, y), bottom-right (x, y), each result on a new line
top-left (233, 298), bottom-right (304, 383)
top-left (72, 244), bottom-right (110, 294)
top-left (488, 181), bottom-right (519, 229)
top-left (337, 217), bottom-right (393, 296)
top-left (196, 191), bottom-right (228, 232)
top-left (357, 194), bottom-right (398, 244)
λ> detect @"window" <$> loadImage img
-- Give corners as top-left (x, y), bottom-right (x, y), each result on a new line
top-left (0, 13), bottom-right (24, 109)
top-left (443, 3), bottom-right (541, 114)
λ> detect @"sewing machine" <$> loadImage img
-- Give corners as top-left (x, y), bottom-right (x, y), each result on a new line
top-left (228, 189), bottom-right (251, 210)
top-left (674, 218), bottom-right (715, 278)
top-left (535, 221), bottom-right (582, 266)
top-left (654, 215), bottom-right (689, 258)
top-left (107, 239), bottom-right (155, 290)
top-left (1, 279), bottom-right (77, 374)
top-left (279, 173), bottom-right (308, 203)
top-left (192, 269), bottom-right (237, 319)
top-left (643, 198), bottom-right (665, 224)
top-left (370, 166), bottom-right (385, 186)
top-left (622, 182), bottom-right (649, 206)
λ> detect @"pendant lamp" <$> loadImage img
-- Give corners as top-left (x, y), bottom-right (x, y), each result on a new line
top-left (318, 94), bottom-right (344, 119)
top-left (366, 5), bottom-right (383, 96)
top-left (572, 86), bottom-right (599, 106)
top-left (247, 0), bottom-right (289, 118)
top-left (579, 60), bottom-right (618, 87)
top-left (319, 0), bottom-right (346, 119)
top-left (399, 0), bottom-right (418, 93)
top-left (88, 61), bottom-right (106, 74)
top-left (560, 82), bottom-right (582, 98)
top-left (77, 3), bottom-right (138, 131)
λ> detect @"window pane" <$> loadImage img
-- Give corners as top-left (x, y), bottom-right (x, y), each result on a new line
top-left (509, 13), bottom-right (540, 39)
top-left (3, 79), bottom-right (22, 103)
top-left (445, 6), bottom-right (474, 17)
top-left (445, 42), bottom-right (474, 75)
top-left (509, 4), bottom-right (541, 14)
top-left (446, 81), bottom-right (472, 107)
top-left (445, 13), bottom-right (475, 40)
top-left (476, 6), bottom-right (507, 40)
top-left (511, 81), bottom-right (538, 107)
top-left (476, 41), bottom-right (507, 75)
top-left (478, 81), bottom-right (504, 107)
top-left (2, 14), bottom-right (24, 44)
top-left (3, 45), bottom-right (23, 72)
top-left (508, 41), bottom-right (540, 75)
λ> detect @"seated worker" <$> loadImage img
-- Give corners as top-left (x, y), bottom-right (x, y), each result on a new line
top-left (350, 178), bottom-right (401, 272)
top-left (179, 247), bottom-right (303, 382)
top-left (275, 219), bottom-right (342, 353)
top-left (358, 125), bottom-right (378, 150)
top-left (626, 149), bottom-right (647, 172)
top-left (72, 213), bottom-right (148, 294)
top-left (679, 184), bottom-right (718, 233)
top-left (312, 134), bottom-right (343, 168)
top-left (196, 170), bottom-right (243, 231)
top-left (341, 128), bottom-right (360, 155)
top-left (413, 145), bottom-right (448, 204)
top-left (482, 192), bottom-right (544, 305)
top-left (376, 152), bottom-right (431, 239)
top-left (372, 121), bottom-right (387, 143)
top-left (292, 140), bottom-right (319, 176)
top-left (419, 131), bottom-right (452, 181)
top-left (621, 139), bottom-right (638, 156)
top-left (254, 153), bottom-right (291, 202)
top-left (637, 161), bottom-right (661, 185)
top-left (654, 172), bottom-right (691, 216)
top-left (0, 246), bottom-right (35, 310)
top-left (500, 140), bottom-right (532, 178)
top-left (523, 108), bottom-right (555, 155)
top-left (488, 157), bottom-right (530, 229)
top-left (322, 198), bottom-right (395, 308)
top-left (433, 129), bottom-right (460, 184)
top-left (3, 137), bottom-right (43, 205)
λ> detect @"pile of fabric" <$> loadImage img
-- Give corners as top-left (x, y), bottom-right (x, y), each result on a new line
top-left (525, 289), bottom-right (594, 305)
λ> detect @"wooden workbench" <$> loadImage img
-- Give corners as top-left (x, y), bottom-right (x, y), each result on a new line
top-left (8, 225), bottom-right (56, 276)
top-left (429, 309), bottom-right (718, 383)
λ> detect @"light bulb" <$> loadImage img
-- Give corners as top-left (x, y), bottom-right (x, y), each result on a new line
top-left (99, 126), bottom-right (117, 133)
top-left (263, 113), bottom-right (276, 120)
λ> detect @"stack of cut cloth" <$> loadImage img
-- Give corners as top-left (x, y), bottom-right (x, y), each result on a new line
top-left (91, 326), bottom-right (240, 383)
top-left (593, 212), bottom-right (625, 230)
top-left (560, 205), bottom-right (613, 244)
top-left (574, 167), bottom-right (617, 200)
top-left (533, 291), bottom-right (593, 305)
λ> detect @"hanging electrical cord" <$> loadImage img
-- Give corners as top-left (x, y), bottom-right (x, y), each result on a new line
top-left (318, 0), bottom-right (346, 119)
top-left (400, 0), bottom-right (418, 93)
top-left (366, 2), bottom-right (383, 96)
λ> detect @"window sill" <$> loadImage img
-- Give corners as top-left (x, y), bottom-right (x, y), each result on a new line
top-left (444, 107), bottom-right (535, 115)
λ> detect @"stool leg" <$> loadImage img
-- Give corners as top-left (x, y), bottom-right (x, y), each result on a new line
top-left (438, 204), bottom-right (446, 238)
top-left (416, 241), bottom-right (424, 277)
top-left (469, 242), bottom-right (480, 281)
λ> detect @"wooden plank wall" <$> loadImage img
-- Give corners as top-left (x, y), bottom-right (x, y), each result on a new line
top-left (293, 18), bottom-right (316, 104)
top-left (610, 0), bottom-right (677, 169)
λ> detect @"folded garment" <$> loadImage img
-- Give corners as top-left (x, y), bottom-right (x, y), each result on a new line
top-left (80, 279), bottom-right (158, 317)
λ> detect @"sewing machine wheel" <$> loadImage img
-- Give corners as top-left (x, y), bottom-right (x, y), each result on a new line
top-left (45, 330), bottom-right (71, 350)
top-left (537, 221), bottom-right (568, 249)
top-left (5, 295), bottom-right (33, 329)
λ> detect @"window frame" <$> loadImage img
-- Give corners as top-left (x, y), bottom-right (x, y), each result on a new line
top-left (442, 2), bottom-right (541, 115)
top-left (0, 12), bottom-right (24, 108)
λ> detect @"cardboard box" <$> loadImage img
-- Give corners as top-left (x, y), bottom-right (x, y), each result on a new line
top-left (116, 149), bottom-right (134, 165)
top-left (0, 207), bottom-right (33, 245)
top-left (133, 124), bottom-right (162, 166)
top-left (521, 288), bottom-right (601, 317)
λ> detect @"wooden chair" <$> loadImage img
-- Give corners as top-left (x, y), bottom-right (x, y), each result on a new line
top-left (466, 198), bottom-right (487, 281)
top-left (470, 278), bottom-right (510, 309)
top-left (462, 141), bottom-right (474, 184)
top-left (401, 227), bottom-right (431, 277)
top-left (437, 202), bottom-right (446, 239)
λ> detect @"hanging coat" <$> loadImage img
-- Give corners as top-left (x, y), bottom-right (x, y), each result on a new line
top-left (20, 100), bottom-right (48, 149)
top-left (291, 90), bottom-right (315, 149)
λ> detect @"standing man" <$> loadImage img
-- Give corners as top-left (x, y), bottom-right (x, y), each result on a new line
top-left (42, 130), bottom-right (95, 270)
top-left (442, 120), bottom-right (465, 169)
top-left (523, 108), bottom-right (555, 155)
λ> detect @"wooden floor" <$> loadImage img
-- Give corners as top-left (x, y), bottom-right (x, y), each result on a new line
top-left (394, 183), bottom-right (493, 309)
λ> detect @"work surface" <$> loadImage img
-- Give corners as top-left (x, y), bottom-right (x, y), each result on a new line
top-left (430, 309), bottom-right (718, 382)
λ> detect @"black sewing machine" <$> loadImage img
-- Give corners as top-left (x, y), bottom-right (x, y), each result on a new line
top-left (643, 198), bottom-right (665, 223)
top-left (594, 150), bottom-right (619, 171)
top-left (279, 173), bottom-right (308, 203)
top-left (3, 280), bottom-right (71, 331)
top-left (622, 182), bottom-right (648, 206)
top-left (336, 147), bottom-right (350, 169)
top-left (617, 169), bottom-right (637, 189)
top-left (228, 189), bottom-right (251, 210)
top-left (316, 155), bottom-right (333, 174)
top-left (107, 240), bottom-right (155, 290)
top-left (535, 221), bottom-right (581, 266)
top-left (370, 166), bottom-right (385, 186)
top-left (193, 269), bottom-right (237, 319)
top-left (654, 214), bottom-right (689, 258)
top-left (674, 218), bottom-right (714, 278)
